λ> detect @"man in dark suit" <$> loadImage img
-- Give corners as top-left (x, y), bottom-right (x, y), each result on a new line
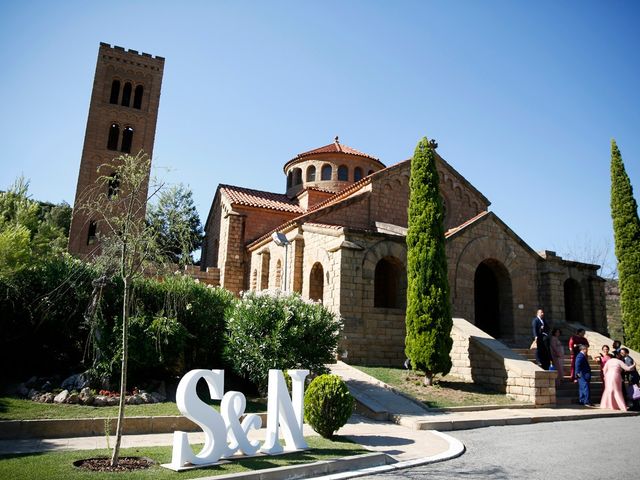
top-left (575, 344), bottom-right (592, 406)
top-left (531, 308), bottom-right (551, 370)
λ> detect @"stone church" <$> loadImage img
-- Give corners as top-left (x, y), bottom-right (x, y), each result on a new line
top-left (68, 44), bottom-right (606, 368)
top-left (201, 138), bottom-right (606, 365)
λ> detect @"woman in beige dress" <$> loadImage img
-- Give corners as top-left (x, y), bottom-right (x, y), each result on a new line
top-left (549, 328), bottom-right (565, 385)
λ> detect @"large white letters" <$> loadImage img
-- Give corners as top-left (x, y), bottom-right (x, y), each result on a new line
top-left (166, 368), bottom-right (309, 471)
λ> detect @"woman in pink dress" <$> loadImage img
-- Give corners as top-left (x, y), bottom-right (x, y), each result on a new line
top-left (600, 356), bottom-right (636, 411)
top-left (594, 345), bottom-right (611, 382)
top-left (569, 329), bottom-right (589, 381)
top-left (549, 328), bottom-right (565, 385)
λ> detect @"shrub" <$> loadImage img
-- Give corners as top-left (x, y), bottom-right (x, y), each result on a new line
top-left (304, 374), bottom-right (354, 438)
top-left (95, 275), bottom-right (234, 385)
top-left (0, 254), bottom-right (100, 381)
top-left (224, 290), bottom-right (342, 394)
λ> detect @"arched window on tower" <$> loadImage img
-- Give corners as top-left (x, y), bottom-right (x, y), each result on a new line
top-left (107, 123), bottom-right (119, 150)
top-left (306, 165), bottom-right (316, 182)
top-left (121, 127), bottom-right (134, 153)
top-left (107, 172), bottom-right (119, 199)
top-left (121, 82), bottom-right (132, 107)
top-left (109, 80), bottom-right (120, 104)
top-left (293, 168), bottom-right (302, 186)
top-left (368, 169), bottom-right (374, 176)
top-left (338, 165), bottom-right (348, 181)
top-left (321, 164), bottom-right (332, 181)
top-left (87, 221), bottom-right (98, 245)
top-left (354, 167), bottom-right (363, 182)
top-left (287, 171), bottom-right (293, 189)
top-left (133, 85), bottom-right (143, 109)
top-left (374, 257), bottom-right (406, 308)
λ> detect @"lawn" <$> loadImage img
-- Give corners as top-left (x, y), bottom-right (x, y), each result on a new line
top-left (354, 366), bottom-right (524, 408)
top-left (0, 436), bottom-right (366, 480)
top-left (0, 397), bottom-right (267, 421)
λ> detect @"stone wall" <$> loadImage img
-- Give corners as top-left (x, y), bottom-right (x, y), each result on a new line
top-left (450, 318), bottom-right (556, 405)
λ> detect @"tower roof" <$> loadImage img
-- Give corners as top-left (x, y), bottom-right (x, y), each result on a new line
top-left (283, 137), bottom-right (384, 173)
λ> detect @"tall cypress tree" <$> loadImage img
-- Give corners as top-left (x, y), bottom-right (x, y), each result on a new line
top-left (405, 137), bottom-right (452, 385)
top-left (610, 139), bottom-right (640, 350)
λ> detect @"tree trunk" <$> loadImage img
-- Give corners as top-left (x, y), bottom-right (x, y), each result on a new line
top-left (423, 370), bottom-right (434, 386)
top-left (110, 275), bottom-right (130, 467)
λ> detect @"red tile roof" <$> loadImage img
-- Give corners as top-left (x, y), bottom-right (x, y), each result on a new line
top-left (292, 138), bottom-right (379, 162)
top-left (219, 184), bottom-right (304, 214)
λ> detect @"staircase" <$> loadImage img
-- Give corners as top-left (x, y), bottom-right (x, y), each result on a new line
top-left (511, 347), bottom-right (604, 405)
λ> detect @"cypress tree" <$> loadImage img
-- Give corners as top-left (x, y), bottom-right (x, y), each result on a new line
top-left (405, 137), bottom-right (452, 385)
top-left (610, 139), bottom-right (640, 350)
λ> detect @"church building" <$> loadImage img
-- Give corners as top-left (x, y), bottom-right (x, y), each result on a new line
top-left (201, 137), bottom-right (607, 365)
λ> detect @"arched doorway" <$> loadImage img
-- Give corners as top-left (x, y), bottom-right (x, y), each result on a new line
top-left (474, 259), bottom-right (513, 339)
top-left (374, 256), bottom-right (406, 308)
top-left (564, 278), bottom-right (584, 324)
top-left (309, 262), bottom-right (324, 302)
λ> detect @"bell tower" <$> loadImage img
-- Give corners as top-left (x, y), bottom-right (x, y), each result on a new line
top-left (68, 42), bottom-right (164, 257)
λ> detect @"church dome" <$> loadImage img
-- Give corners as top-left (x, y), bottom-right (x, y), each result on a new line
top-left (283, 137), bottom-right (385, 198)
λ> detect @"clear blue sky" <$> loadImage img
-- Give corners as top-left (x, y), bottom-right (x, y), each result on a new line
top-left (1, 0), bottom-right (638, 273)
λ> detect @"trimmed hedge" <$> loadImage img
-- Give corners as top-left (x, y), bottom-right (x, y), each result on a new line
top-left (304, 374), bottom-right (354, 438)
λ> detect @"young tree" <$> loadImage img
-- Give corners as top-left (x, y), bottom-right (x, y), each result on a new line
top-left (610, 139), bottom-right (640, 350)
top-left (405, 137), bottom-right (453, 385)
top-left (146, 184), bottom-right (203, 266)
top-left (79, 151), bottom-right (163, 466)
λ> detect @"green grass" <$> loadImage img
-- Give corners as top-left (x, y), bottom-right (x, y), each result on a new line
top-left (0, 436), bottom-right (366, 480)
top-left (0, 397), bottom-right (267, 421)
top-left (354, 365), bottom-right (523, 408)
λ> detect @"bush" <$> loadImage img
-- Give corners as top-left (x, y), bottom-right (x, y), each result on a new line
top-left (224, 290), bottom-right (342, 394)
top-left (93, 275), bottom-right (234, 386)
top-left (0, 254), bottom-right (100, 381)
top-left (304, 374), bottom-right (354, 438)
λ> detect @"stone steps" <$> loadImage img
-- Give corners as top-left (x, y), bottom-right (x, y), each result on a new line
top-left (511, 347), bottom-right (603, 404)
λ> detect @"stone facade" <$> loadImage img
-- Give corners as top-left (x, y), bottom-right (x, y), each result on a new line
top-left (202, 139), bottom-right (607, 368)
top-left (68, 43), bottom-right (164, 257)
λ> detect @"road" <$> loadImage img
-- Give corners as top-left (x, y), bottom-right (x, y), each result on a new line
top-left (358, 416), bottom-right (640, 479)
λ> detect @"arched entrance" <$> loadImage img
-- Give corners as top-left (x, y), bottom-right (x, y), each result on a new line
top-left (564, 278), bottom-right (584, 325)
top-left (309, 262), bottom-right (324, 302)
top-left (474, 259), bottom-right (514, 339)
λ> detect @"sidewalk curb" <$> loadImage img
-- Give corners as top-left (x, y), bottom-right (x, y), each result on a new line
top-left (407, 409), bottom-right (639, 431)
top-left (193, 452), bottom-right (391, 480)
top-left (308, 430), bottom-right (465, 480)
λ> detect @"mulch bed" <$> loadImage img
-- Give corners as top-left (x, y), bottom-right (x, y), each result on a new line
top-left (73, 457), bottom-right (155, 472)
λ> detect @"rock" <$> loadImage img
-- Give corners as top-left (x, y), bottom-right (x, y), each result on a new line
top-left (140, 392), bottom-right (154, 404)
top-left (67, 393), bottom-right (80, 404)
top-left (106, 396), bottom-right (119, 406)
top-left (41, 381), bottom-right (53, 392)
top-left (79, 387), bottom-right (94, 405)
top-left (28, 389), bottom-right (40, 400)
top-left (54, 390), bottom-right (69, 404)
top-left (150, 391), bottom-right (166, 403)
top-left (61, 373), bottom-right (90, 392)
top-left (40, 393), bottom-right (54, 403)
top-left (125, 394), bottom-right (142, 405)
top-left (93, 395), bottom-right (107, 407)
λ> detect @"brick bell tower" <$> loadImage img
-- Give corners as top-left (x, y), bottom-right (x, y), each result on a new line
top-left (68, 43), bottom-right (164, 257)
